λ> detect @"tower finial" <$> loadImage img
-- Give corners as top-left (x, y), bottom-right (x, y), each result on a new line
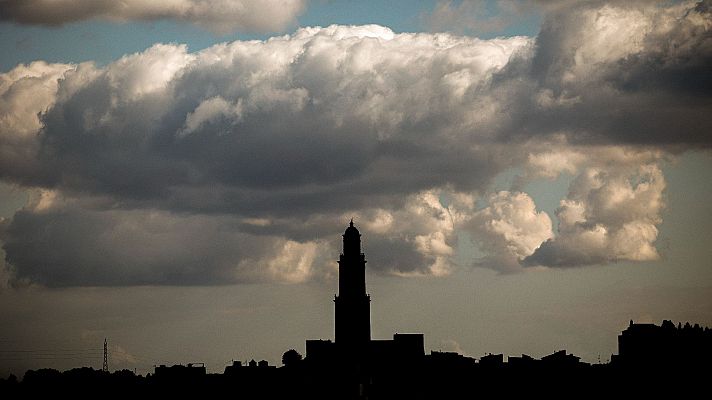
top-left (350, 218), bottom-right (354, 227)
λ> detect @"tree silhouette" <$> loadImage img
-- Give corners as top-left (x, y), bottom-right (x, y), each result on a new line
top-left (282, 349), bottom-right (303, 367)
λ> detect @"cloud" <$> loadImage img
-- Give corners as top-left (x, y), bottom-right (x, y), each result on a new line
top-left (0, 60), bottom-right (72, 136)
top-left (0, 0), bottom-right (709, 286)
top-left (525, 150), bottom-right (584, 179)
top-left (0, 191), bottom-right (334, 286)
top-left (0, 61), bottom-right (75, 187)
top-left (0, 188), bottom-right (468, 285)
top-left (438, 338), bottom-right (465, 354)
top-left (112, 346), bottom-right (139, 367)
top-left (1, 25), bottom-right (529, 209)
top-left (355, 190), bottom-right (473, 277)
top-left (179, 96), bottom-right (243, 137)
top-left (497, 0), bottom-right (712, 146)
top-left (465, 147), bottom-right (667, 272)
top-left (0, 0), bottom-right (306, 34)
top-left (524, 163), bottom-right (666, 267)
top-left (466, 191), bottom-right (553, 273)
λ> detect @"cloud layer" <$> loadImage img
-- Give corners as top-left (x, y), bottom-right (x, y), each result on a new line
top-left (0, 0), bottom-right (306, 33)
top-left (0, 1), bottom-right (710, 286)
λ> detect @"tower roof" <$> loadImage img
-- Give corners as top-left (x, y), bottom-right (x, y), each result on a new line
top-left (344, 218), bottom-right (360, 237)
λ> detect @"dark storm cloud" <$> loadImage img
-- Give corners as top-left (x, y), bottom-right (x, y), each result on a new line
top-left (0, 196), bottom-right (331, 286)
top-left (3, 31), bottom-right (524, 215)
top-left (0, 2), bottom-right (710, 285)
top-left (0, 0), bottom-right (306, 34)
top-left (497, 0), bottom-right (712, 146)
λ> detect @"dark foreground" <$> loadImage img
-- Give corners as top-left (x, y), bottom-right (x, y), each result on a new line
top-left (1, 359), bottom-right (709, 399)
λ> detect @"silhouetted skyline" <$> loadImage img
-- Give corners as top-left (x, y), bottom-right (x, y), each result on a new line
top-left (2, 223), bottom-right (710, 397)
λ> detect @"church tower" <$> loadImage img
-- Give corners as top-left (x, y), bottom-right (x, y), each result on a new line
top-left (334, 219), bottom-right (371, 352)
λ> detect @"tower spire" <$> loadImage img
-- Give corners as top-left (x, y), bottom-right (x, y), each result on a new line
top-left (335, 221), bottom-right (371, 351)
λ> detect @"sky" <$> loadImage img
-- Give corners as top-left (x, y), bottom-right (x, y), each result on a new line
top-left (0, 0), bottom-right (711, 375)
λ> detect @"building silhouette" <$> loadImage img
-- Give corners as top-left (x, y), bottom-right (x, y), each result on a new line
top-left (153, 363), bottom-right (206, 380)
top-left (335, 219), bottom-right (371, 353)
top-left (305, 221), bottom-right (425, 371)
top-left (612, 319), bottom-right (712, 367)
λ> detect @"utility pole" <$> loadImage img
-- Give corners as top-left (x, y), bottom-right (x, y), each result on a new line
top-left (103, 338), bottom-right (108, 372)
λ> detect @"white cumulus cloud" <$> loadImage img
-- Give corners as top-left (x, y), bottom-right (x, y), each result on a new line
top-left (525, 163), bottom-right (666, 267)
top-left (467, 191), bottom-right (553, 273)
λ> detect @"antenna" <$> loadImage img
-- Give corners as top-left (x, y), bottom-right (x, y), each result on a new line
top-left (103, 338), bottom-right (108, 372)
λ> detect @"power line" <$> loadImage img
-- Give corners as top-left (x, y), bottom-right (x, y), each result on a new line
top-left (0, 350), bottom-right (102, 354)
top-left (0, 356), bottom-right (102, 359)
top-left (0, 351), bottom-right (102, 360)
top-left (0, 340), bottom-right (106, 363)
top-left (0, 356), bottom-right (102, 361)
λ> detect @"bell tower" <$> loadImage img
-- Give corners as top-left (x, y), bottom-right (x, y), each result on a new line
top-left (334, 219), bottom-right (371, 352)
